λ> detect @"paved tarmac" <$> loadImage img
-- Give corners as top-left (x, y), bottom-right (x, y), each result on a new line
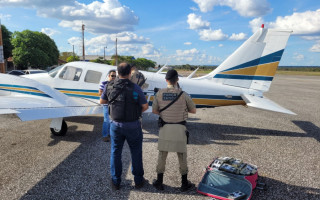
top-left (0, 75), bottom-right (319, 200)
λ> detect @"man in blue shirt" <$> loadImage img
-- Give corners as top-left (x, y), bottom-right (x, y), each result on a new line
top-left (100, 62), bottom-right (148, 190)
top-left (99, 69), bottom-right (116, 142)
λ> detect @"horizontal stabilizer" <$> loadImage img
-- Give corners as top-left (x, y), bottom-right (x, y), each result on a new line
top-left (0, 109), bottom-right (20, 114)
top-left (241, 94), bottom-right (296, 115)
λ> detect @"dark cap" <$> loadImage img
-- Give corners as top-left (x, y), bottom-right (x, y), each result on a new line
top-left (165, 69), bottom-right (178, 80)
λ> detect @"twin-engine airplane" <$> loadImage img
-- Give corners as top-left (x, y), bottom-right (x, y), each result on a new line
top-left (0, 26), bottom-right (295, 136)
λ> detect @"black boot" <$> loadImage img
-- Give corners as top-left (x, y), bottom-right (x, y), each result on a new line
top-left (152, 173), bottom-right (164, 190)
top-left (180, 174), bottom-right (193, 192)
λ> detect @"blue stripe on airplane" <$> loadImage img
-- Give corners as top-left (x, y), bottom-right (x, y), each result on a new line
top-left (62, 93), bottom-right (100, 100)
top-left (214, 74), bottom-right (273, 81)
top-left (0, 88), bottom-right (51, 98)
top-left (221, 49), bottom-right (284, 72)
top-left (0, 84), bottom-right (40, 90)
top-left (55, 88), bottom-right (99, 93)
top-left (190, 94), bottom-right (242, 100)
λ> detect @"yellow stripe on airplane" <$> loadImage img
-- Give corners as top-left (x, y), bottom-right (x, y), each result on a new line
top-left (0, 86), bottom-right (45, 94)
top-left (145, 95), bottom-right (155, 101)
top-left (59, 90), bottom-right (100, 97)
top-left (255, 62), bottom-right (279, 76)
top-left (220, 62), bottom-right (279, 76)
top-left (192, 98), bottom-right (245, 106)
top-left (146, 95), bottom-right (245, 107)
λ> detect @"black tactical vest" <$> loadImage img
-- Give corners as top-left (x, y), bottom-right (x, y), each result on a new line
top-left (106, 78), bottom-right (142, 122)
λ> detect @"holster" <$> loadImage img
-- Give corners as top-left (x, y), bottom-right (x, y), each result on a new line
top-left (158, 117), bottom-right (165, 128)
top-left (186, 130), bottom-right (190, 144)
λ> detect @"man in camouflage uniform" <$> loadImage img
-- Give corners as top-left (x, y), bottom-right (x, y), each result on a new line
top-left (152, 69), bottom-right (196, 191)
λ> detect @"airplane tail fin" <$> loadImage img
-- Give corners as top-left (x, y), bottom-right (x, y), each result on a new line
top-left (202, 26), bottom-right (292, 92)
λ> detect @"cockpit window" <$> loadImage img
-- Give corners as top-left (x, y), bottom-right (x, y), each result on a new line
top-left (59, 66), bottom-right (82, 81)
top-left (48, 65), bottom-right (64, 78)
top-left (84, 70), bottom-right (102, 84)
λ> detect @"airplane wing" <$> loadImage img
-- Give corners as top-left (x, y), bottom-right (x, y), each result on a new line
top-left (241, 94), bottom-right (296, 115)
top-left (0, 74), bottom-right (103, 121)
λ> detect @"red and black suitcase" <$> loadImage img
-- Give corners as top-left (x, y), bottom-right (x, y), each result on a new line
top-left (197, 157), bottom-right (260, 200)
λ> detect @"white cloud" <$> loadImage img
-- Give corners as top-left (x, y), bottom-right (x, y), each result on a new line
top-left (301, 36), bottom-right (320, 40)
top-left (141, 44), bottom-right (161, 57)
top-left (0, 0), bottom-right (74, 8)
top-left (112, 32), bottom-right (148, 44)
top-left (176, 48), bottom-right (199, 56)
top-left (66, 31), bottom-right (161, 58)
top-left (229, 32), bottom-right (247, 40)
top-left (187, 13), bottom-right (210, 30)
top-left (269, 9), bottom-right (320, 35)
top-left (175, 48), bottom-right (198, 62)
top-left (190, 7), bottom-right (198, 12)
top-left (0, 14), bottom-right (11, 21)
top-left (41, 28), bottom-right (60, 37)
top-left (310, 41), bottom-right (320, 52)
top-left (0, 0), bottom-right (139, 34)
top-left (249, 17), bottom-right (265, 33)
top-left (293, 53), bottom-right (305, 61)
top-left (250, 10), bottom-right (320, 53)
top-left (218, 44), bottom-right (223, 47)
top-left (199, 29), bottom-right (228, 41)
top-left (192, 0), bottom-right (271, 17)
top-left (169, 48), bottom-right (221, 64)
top-left (184, 42), bottom-right (192, 45)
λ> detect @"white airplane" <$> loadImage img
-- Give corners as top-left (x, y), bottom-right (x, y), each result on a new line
top-left (0, 26), bottom-right (295, 136)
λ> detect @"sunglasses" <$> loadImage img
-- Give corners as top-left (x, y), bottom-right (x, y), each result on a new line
top-left (110, 75), bottom-right (116, 77)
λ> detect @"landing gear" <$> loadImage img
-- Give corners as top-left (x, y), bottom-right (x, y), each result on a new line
top-left (50, 118), bottom-right (68, 136)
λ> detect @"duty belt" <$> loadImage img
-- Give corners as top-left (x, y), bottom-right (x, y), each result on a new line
top-left (158, 117), bottom-right (186, 127)
top-left (158, 117), bottom-right (189, 144)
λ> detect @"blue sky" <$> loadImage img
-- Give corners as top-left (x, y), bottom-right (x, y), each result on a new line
top-left (0, 0), bottom-right (319, 66)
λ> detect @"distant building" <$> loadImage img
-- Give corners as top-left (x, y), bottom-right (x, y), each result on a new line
top-left (84, 55), bottom-right (112, 61)
top-left (58, 59), bottom-right (67, 65)
top-left (6, 57), bottom-right (14, 72)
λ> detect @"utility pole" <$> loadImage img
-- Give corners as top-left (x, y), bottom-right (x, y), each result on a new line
top-left (104, 46), bottom-right (107, 60)
top-left (82, 23), bottom-right (85, 61)
top-left (0, 20), bottom-right (5, 73)
top-left (72, 45), bottom-right (75, 58)
top-left (115, 38), bottom-right (118, 66)
top-left (68, 43), bottom-right (75, 58)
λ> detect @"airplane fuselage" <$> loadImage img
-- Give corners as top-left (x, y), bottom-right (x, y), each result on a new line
top-left (25, 62), bottom-right (257, 109)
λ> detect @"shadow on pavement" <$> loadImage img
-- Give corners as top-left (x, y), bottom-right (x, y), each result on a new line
top-left (252, 176), bottom-right (320, 200)
top-left (20, 115), bottom-right (319, 199)
top-left (292, 120), bottom-right (320, 142)
top-left (183, 121), bottom-right (320, 146)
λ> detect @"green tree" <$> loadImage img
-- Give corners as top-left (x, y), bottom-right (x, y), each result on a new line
top-left (90, 57), bottom-right (112, 65)
top-left (110, 55), bottom-right (155, 70)
top-left (1, 24), bottom-right (13, 59)
top-left (59, 52), bottom-right (73, 61)
top-left (134, 58), bottom-right (156, 70)
top-left (66, 55), bottom-right (80, 62)
top-left (111, 55), bottom-right (135, 65)
top-left (11, 30), bottom-right (59, 69)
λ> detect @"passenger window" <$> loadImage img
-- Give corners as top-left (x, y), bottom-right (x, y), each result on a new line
top-left (84, 70), bottom-right (102, 84)
top-left (59, 66), bottom-right (82, 81)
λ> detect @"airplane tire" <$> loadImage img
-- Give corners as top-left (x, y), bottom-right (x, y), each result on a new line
top-left (50, 120), bottom-right (68, 136)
